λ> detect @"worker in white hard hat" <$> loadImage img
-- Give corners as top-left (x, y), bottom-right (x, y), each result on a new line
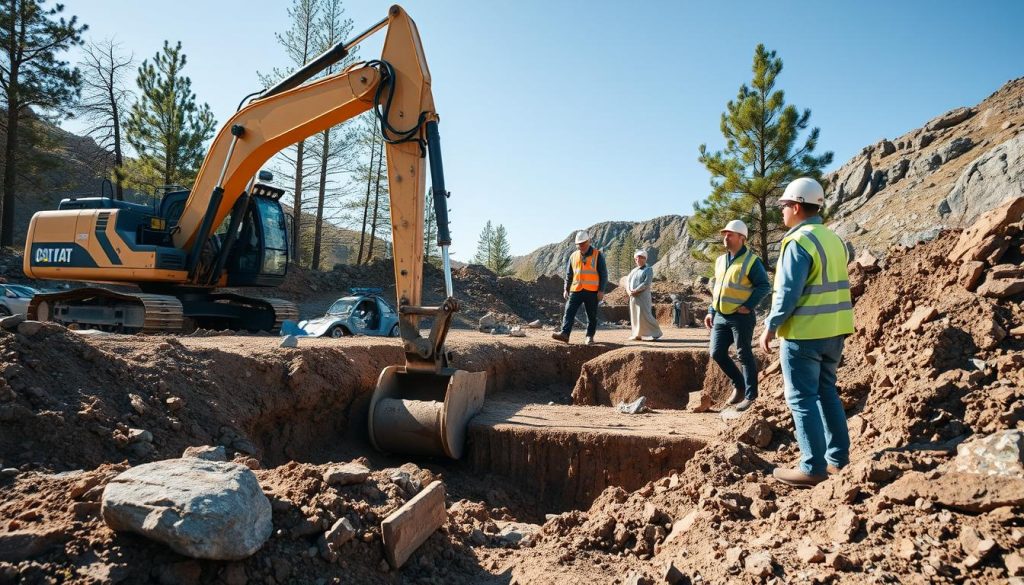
top-left (552, 229), bottom-right (607, 345)
top-left (759, 177), bottom-right (855, 488)
top-left (704, 219), bottom-right (771, 412)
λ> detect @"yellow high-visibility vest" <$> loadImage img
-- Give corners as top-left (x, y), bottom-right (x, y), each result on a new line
top-left (774, 223), bottom-right (855, 340)
top-left (570, 248), bottom-right (601, 292)
top-left (712, 248), bottom-right (758, 314)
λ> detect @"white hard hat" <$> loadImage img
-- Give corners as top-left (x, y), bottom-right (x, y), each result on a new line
top-left (574, 230), bottom-right (590, 244)
top-left (633, 249), bottom-right (647, 258)
top-left (779, 177), bottom-right (825, 206)
top-left (720, 219), bottom-right (748, 238)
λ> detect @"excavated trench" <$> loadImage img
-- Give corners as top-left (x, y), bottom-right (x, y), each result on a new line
top-left (234, 335), bottom-right (727, 512)
top-left (1, 327), bottom-right (726, 517)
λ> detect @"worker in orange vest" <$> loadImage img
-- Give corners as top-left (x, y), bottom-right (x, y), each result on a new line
top-left (552, 230), bottom-right (607, 345)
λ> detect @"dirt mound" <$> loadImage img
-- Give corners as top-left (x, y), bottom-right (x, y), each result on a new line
top-left (571, 348), bottom-right (705, 409)
top-left (510, 207), bottom-right (1024, 584)
top-left (0, 459), bottom-right (514, 584)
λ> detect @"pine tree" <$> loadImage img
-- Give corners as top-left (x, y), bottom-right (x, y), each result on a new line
top-left (690, 44), bottom-right (832, 266)
top-left (124, 41), bottom-right (216, 188)
top-left (472, 221), bottom-right (494, 266)
top-left (619, 231), bottom-right (638, 280)
top-left (490, 224), bottom-right (513, 276)
top-left (0, 0), bottom-right (86, 245)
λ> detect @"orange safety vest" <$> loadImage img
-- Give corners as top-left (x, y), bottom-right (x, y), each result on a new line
top-left (570, 248), bottom-right (601, 292)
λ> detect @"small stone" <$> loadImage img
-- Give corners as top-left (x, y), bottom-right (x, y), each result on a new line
top-left (903, 306), bottom-right (938, 332)
top-left (0, 468), bottom-right (19, 478)
top-left (1005, 552), bottom-right (1024, 576)
top-left (15, 321), bottom-right (43, 336)
top-left (323, 462), bottom-right (370, 486)
top-left (129, 394), bottom-right (147, 415)
top-left (166, 397), bottom-right (184, 411)
top-left (797, 539), bottom-right (824, 564)
top-left (126, 428), bottom-right (152, 444)
top-left (895, 537), bottom-right (917, 560)
top-left (744, 551), bottom-right (773, 578)
top-left (280, 335), bottom-right (298, 348)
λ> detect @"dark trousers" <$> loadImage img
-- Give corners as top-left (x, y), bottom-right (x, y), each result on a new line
top-left (709, 311), bottom-right (758, 400)
top-left (560, 290), bottom-right (599, 338)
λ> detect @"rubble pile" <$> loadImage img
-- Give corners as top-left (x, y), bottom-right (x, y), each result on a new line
top-left (517, 199), bottom-right (1024, 584)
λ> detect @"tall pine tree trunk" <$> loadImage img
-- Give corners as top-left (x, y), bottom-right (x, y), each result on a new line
top-left (292, 140), bottom-right (305, 267)
top-left (312, 129), bottom-right (330, 270)
top-left (1, 101), bottom-right (20, 247)
top-left (357, 132), bottom-right (376, 265)
top-left (109, 76), bottom-right (124, 200)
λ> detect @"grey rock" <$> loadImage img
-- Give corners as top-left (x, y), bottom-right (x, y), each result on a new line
top-left (323, 462), bottom-right (370, 486)
top-left (941, 136), bottom-right (975, 163)
top-left (182, 445), bottom-right (228, 462)
top-left (101, 459), bottom-right (272, 560)
top-left (943, 134), bottom-right (1024, 227)
top-left (279, 335), bottom-right (298, 348)
top-left (926, 106), bottom-right (976, 131)
top-left (15, 321), bottom-right (43, 337)
top-left (899, 227), bottom-right (943, 247)
top-left (0, 315), bottom-right (25, 330)
top-left (126, 429), bottom-right (152, 444)
top-left (955, 430), bottom-right (1024, 477)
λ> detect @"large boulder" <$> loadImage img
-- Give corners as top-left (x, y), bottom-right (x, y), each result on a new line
top-left (101, 458), bottom-right (272, 560)
top-left (941, 134), bottom-right (1024, 227)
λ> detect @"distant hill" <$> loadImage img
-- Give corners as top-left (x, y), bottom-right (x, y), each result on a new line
top-left (510, 215), bottom-right (706, 283)
top-left (825, 77), bottom-right (1024, 257)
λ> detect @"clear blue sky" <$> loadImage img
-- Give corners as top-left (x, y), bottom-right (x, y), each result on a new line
top-left (59, 0), bottom-right (1024, 260)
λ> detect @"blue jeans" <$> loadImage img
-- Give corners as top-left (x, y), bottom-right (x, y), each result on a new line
top-left (780, 336), bottom-right (850, 476)
top-left (709, 311), bottom-right (758, 401)
top-left (560, 290), bottom-right (599, 338)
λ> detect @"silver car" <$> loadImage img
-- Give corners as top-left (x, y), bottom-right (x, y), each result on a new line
top-left (285, 291), bottom-right (401, 338)
top-left (0, 284), bottom-right (38, 317)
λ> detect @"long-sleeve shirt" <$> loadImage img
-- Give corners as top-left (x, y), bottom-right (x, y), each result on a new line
top-left (707, 244), bottom-right (771, 316)
top-left (563, 245), bottom-right (608, 294)
top-left (627, 264), bottom-right (652, 293)
top-left (765, 217), bottom-right (820, 332)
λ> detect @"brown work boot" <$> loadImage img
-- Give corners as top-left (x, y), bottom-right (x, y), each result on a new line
top-left (551, 332), bottom-right (569, 343)
top-left (727, 387), bottom-right (743, 405)
top-left (772, 467), bottom-right (826, 488)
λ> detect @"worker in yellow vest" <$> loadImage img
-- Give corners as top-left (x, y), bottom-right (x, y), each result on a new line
top-left (704, 219), bottom-right (771, 412)
top-left (552, 230), bottom-right (607, 345)
top-left (759, 178), bottom-right (855, 488)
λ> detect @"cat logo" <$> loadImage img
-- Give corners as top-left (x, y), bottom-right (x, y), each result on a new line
top-left (35, 247), bottom-right (74, 264)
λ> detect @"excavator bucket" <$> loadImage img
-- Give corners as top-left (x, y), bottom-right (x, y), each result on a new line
top-left (368, 366), bottom-right (486, 459)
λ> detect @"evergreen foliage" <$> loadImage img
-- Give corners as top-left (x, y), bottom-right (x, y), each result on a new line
top-left (0, 0), bottom-right (86, 245)
top-left (690, 44), bottom-right (832, 266)
top-left (472, 220), bottom-right (513, 276)
top-left (124, 41), bottom-right (215, 188)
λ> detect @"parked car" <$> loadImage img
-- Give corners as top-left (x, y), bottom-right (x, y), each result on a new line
top-left (0, 284), bottom-right (39, 316)
top-left (285, 288), bottom-right (400, 338)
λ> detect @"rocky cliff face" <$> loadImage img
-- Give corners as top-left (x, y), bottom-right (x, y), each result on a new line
top-left (510, 215), bottom-right (706, 282)
top-left (825, 77), bottom-right (1024, 257)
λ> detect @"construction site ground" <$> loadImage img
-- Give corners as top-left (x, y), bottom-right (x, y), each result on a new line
top-left (2, 203), bottom-right (1024, 584)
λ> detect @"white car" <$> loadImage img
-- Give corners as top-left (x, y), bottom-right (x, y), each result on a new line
top-left (0, 284), bottom-right (38, 317)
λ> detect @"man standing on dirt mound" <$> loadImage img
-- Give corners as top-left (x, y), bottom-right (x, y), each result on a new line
top-left (759, 177), bottom-right (855, 488)
top-left (552, 230), bottom-right (607, 345)
top-left (704, 219), bottom-right (771, 412)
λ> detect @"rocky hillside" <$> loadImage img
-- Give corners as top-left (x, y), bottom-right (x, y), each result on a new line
top-left (510, 215), bottom-right (705, 282)
top-left (826, 77), bottom-right (1024, 256)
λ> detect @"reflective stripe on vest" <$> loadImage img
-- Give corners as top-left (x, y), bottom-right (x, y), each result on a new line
top-left (774, 223), bottom-right (855, 340)
top-left (570, 248), bottom-right (601, 292)
top-left (712, 248), bottom-right (757, 314)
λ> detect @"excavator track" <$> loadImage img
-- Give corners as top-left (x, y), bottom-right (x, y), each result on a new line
top-left (265, 298), bottom-right (299, 331)
top-left (28, 287), bottom-right (184, 333)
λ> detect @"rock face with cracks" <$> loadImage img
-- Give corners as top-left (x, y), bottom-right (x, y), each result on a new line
top-left (101, 458), bottom-right (272, 560)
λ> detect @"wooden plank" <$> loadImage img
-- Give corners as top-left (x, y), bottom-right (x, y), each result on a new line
top-left (381, 481), bottom-right (447, 568)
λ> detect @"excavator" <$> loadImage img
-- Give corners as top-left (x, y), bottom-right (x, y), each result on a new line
top-left (22, 5), bottom-right (485, 459)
